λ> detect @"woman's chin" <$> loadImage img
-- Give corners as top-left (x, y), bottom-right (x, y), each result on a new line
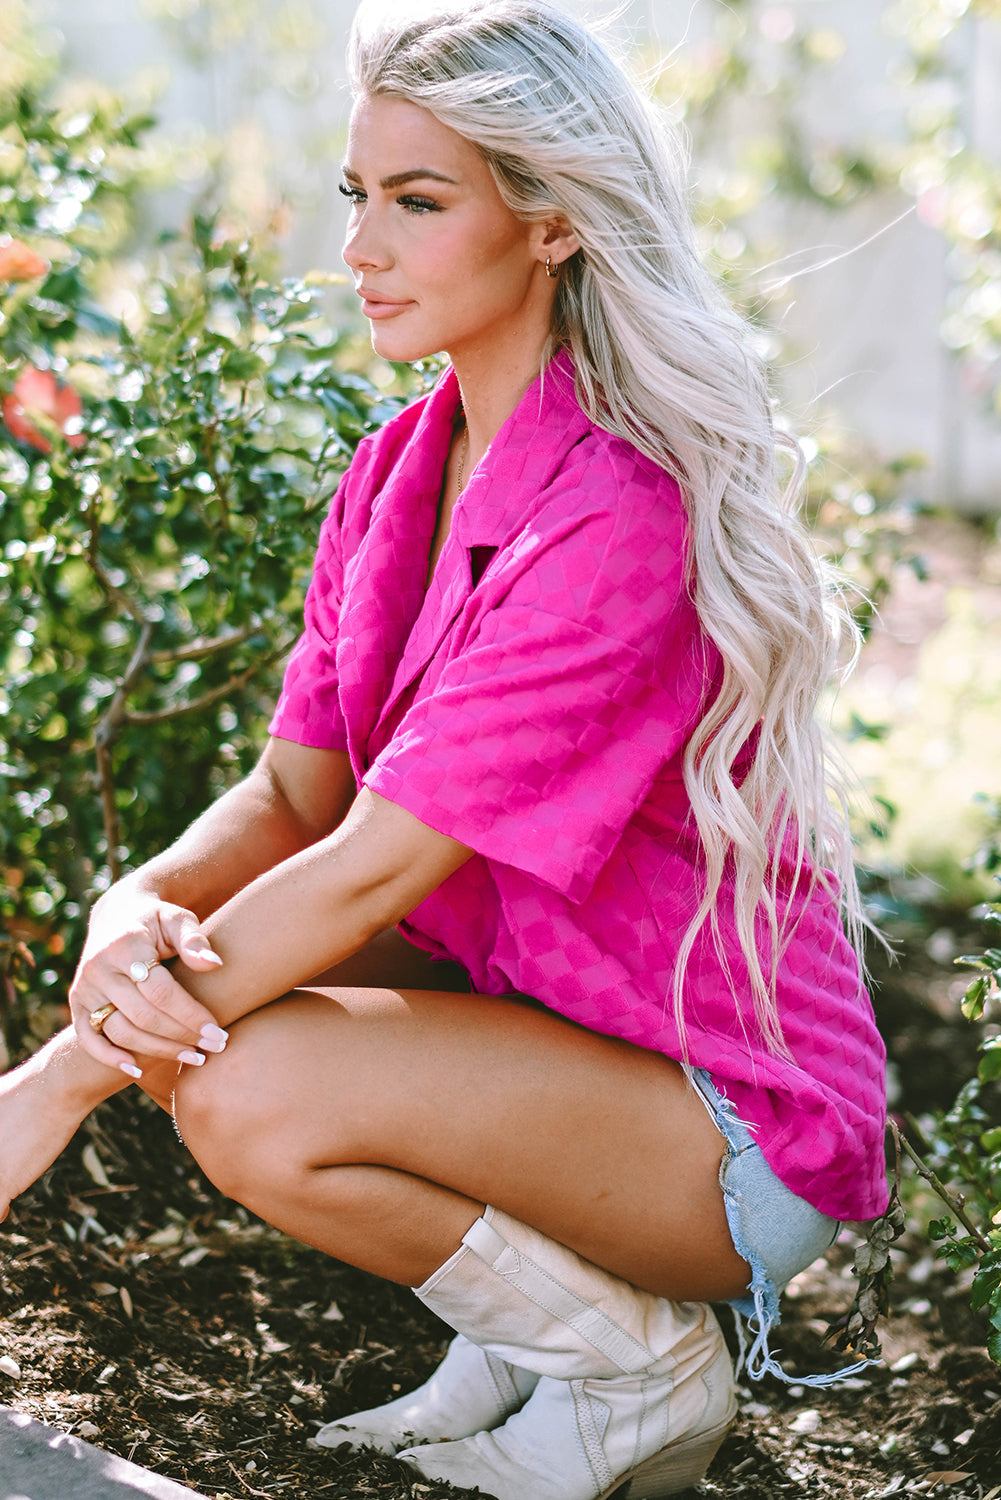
top-left (368, 328), bottom-right (440, 365)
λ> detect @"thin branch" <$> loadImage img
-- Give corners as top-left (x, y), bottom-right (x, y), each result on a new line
top-left (95, 621), bottom-right (155, 749)
top-left (889, 1115), bottom-right (902, 1188)
top-left (95, 741), bottom-right (123, 884)
top-left (202, 420), bottom-right (231, 525)
top-left (84, 497), bottom-right (147, 630)
top-left (893, 1119), bottom-right (993, 1252)
top-left (91, 620), bottom-right (155, 880)
top-left (124, 660), bottom-right (270, 726)
top-left (149, 623), bottom-right (259, 666)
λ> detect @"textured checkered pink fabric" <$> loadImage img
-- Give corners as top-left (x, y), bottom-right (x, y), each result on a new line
top-left (270, 354), bottom-right (887, 1223)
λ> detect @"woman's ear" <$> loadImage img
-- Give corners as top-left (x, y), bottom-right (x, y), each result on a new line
top-left (537, 217), bottom-right (581, 273)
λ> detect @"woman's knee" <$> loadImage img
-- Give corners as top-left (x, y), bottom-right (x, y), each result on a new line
top-left (171, 1011), bottom-right (311, 1202)
top-left (170, 991), bottom-right (387, 1202)
top-left (172, 1044), bottom-right (246, 1200)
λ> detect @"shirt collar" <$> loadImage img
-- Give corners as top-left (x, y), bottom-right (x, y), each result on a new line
top-left (417, 349), bottom-right (593, 549)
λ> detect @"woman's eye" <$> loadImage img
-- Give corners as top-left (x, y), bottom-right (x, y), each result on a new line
top-left (338, 183), bottom-right (366, 204)
top-left (399, 195), bottom-right (442, 215)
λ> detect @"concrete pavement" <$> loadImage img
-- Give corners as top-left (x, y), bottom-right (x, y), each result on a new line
top-left (0, 1406), bottom-right (211, 1500)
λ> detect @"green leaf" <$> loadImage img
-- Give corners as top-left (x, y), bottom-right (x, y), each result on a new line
top-left (75, 302), bottom-right (122, 338)
top-left (961, 976), bottom-right (988, 1020)
top-left (940, 1243), bottom-right (980, 1271)
top-left (220, 349), bottom-right (265, 382)
top-left (970, 1270), bottom-right (1001, 1312)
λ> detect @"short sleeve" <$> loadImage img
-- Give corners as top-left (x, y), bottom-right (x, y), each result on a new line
top-left (364, 494), bottom-right (713, 903)
top-left (269, 473), bottom-right (350, 751)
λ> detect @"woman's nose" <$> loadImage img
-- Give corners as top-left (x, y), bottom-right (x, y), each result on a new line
top-left (342, 210), bottom-right (391, 273)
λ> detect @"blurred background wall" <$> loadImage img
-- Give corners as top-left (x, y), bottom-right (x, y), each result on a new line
top-left (29, 0), bottom-right (1001, 513)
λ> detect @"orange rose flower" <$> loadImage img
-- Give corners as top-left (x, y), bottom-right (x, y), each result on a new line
top-left (0, 238), bottom-right (49, 282)
top-left (2, 367), bottom-right (85, 453)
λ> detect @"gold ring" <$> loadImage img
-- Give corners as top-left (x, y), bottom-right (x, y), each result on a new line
top-left (89, 1002), bottom-right (117, 1036)
top-left (128, 959), bottom-right (160, 983)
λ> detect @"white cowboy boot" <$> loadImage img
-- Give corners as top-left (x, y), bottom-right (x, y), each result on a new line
top-left (312, 1333), bottom-right (537, 1453)
top-left (396, 1206), bottom-right (737, 1500)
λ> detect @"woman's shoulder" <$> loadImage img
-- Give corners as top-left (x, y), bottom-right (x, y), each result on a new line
top-left (565, 424), bottom-right (681, 499)
top-left (531, 422), bottom-right (689, 562)
top-left (330, 376), bottom-right (454, 534)
top-left (525, 358), bottom-right (685, 518)
top-left (349, 384), bottom-right (439, 475)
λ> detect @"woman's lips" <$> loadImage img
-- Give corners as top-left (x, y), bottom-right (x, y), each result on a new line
top-left (359, 293), bottom-right (414, 319)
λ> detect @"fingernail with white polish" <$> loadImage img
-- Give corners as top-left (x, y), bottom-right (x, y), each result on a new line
top-left (199, 1024), bottom-right (229, 1052)
top-left (178, 1050), bottom-right (206, 1066)
top-left (119, 1063), bottom-right (143, 1079)
top-left (200, 950), bottom-right (224, 966)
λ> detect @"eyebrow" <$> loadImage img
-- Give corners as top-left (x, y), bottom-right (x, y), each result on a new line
top-left (341, 165), bottom-right (460, 189)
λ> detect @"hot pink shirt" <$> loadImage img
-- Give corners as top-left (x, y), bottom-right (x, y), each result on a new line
top-left (270, 355), bottom-right (887, 1223)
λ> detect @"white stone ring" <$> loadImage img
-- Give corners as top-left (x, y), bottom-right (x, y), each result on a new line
top-left (129, 959), bottom-right (161, 984)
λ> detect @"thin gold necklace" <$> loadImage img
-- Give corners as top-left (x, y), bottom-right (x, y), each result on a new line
top-left (456, 424), bottom-right (470, 493)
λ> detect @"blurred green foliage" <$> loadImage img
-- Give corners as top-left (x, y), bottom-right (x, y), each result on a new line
top-left (891, 0), bottom-right (1001, 419)
top-left (0, 24), bottom-right (398, 1054)
top-left (916, 830), bottom-right (1001, 1365)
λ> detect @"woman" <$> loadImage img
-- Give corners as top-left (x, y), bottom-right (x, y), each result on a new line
top-left (0, 3), bottom-right (887, 1497)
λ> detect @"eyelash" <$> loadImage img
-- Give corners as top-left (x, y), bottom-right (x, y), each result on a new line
top-left (338, 183), bottom-right (443, 215)
top-left (400, 195), bottom-right (443, 214)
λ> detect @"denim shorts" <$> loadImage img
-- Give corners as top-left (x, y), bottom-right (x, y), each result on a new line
top-left (689, 1068), bottom-right (867, 1388)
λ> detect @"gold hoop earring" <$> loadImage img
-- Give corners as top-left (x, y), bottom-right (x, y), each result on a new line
top-left (546, 255), bottom-right (559, 278)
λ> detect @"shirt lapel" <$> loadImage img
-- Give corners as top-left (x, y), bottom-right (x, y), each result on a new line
top-left (336, 370), bottom-right (459, 770)
top-left (366, 352), bottom-right (592, 754)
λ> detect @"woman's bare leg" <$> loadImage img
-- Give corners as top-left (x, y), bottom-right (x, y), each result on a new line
top-left (173, 985), bottom-right (749, 1302)
top-left (0, 929), bottom-right (469, 1222)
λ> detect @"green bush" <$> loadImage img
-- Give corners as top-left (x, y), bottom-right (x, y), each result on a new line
top-left (903, 881), bottom-right (1001, 1366)
top-left (932, 809), bottom-right (1001, 1365)
top-left (839, 807), bottom-right (1001, 1370)
top-left (0, 71), bottom-right (392, 1059)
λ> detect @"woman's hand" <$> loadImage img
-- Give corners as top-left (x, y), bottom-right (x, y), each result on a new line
top-left (65, 742), bottom-right (359, 1077)
top-left (68, 890), bottom-right (230, 1077)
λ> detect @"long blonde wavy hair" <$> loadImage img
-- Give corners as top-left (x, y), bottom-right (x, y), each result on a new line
top-left (348, 0), bottom-right (866, 1054)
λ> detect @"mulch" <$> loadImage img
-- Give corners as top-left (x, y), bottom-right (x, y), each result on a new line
top-left (1, 1078), bottom-right (999, 1500)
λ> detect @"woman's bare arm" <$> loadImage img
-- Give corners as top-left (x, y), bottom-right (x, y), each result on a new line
top-left (109, 738), bottom-right (358, 918)
top-left (67, 739), bottom-right (359, 1070)
top-left (80, 786), bottom-right (473, 1073)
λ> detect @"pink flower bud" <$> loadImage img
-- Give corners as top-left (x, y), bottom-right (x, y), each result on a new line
top-left (0, 238), bottom-right (49, 282)
top-left (2, 366), bottom-right (85, 453)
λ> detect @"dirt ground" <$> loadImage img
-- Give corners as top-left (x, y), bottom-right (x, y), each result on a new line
top-left (1, 931), bottom-right (1000, 1500)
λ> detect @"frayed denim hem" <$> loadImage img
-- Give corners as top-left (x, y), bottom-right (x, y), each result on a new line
top-left (688, 1066), bottom-right (879, 1387)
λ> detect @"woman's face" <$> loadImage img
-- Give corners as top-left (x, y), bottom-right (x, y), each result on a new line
top-left (342, 95), bottom-right (555, 368)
